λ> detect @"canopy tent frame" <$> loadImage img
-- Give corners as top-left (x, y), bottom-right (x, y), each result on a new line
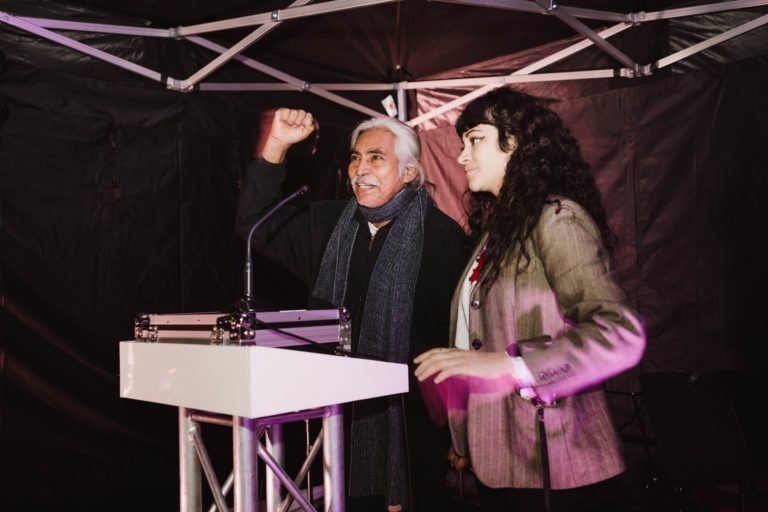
top-left (1, 0), bottom-right (767, 124)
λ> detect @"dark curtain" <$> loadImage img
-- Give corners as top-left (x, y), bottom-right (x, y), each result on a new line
top-left (0, 60), bottom-right (247, 509)
top-left (419, 61), bottom-right (768, 374)
top-left (0, 52), bottom-right (360, 512)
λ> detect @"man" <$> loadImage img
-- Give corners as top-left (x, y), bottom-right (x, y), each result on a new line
top-left (236, 108), bottom-right (467, 511)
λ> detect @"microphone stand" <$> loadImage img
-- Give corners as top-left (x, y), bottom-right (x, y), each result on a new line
top-left (242, 185), bottom-right (309, 310)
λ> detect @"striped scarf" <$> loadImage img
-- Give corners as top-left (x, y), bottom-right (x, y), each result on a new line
top-left (312, 184), bottom-right (427, 506)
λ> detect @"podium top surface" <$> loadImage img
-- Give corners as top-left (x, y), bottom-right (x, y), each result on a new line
top-left (119, 341), bottom-right (408, 418)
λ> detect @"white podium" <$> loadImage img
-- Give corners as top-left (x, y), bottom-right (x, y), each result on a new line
top-left (119, 341), bottom-right (408, 512)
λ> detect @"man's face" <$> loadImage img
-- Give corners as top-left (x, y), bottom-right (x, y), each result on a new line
top-left (348, 128), bottom-right (415, 208)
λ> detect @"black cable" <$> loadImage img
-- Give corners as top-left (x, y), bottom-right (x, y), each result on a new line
top-left (616, 395), bottom-right (646, 433)
top-left (537, 404), bottom-right (552, 512)
top-left (250, 317), bottom-right (389, 363)
top-left (250, 317), bottom-right (338, 355)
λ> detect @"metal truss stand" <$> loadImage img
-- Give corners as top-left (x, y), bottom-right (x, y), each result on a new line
top-left (178, 404), bottom-right (344, 512)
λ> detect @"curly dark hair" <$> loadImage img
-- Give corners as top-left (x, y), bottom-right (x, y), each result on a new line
top-left (456, 86), bottom-right (614, 293)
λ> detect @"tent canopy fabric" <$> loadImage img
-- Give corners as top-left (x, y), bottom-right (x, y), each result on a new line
top-left (2, 0), bottom-right (767, 120)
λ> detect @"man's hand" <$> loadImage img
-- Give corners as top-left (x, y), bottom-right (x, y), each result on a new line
top-left (414, 347), bottom-right (518, 385)
top-left (260, 108), bottom-right (316, 164)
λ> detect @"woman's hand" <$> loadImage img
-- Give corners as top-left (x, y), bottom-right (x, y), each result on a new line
top-left (414, 347), bottom-right (517, 385)
top-left (447, 445), bottom-right (470, 471)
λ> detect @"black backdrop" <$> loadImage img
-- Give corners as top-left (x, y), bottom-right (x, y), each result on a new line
top-left (0, 57), bottom-right (367, 509)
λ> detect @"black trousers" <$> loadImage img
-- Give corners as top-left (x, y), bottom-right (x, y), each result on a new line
top-left (344, 397), bottom-right (456, 512)
top-left (477, 474), bottom-right (637, 512)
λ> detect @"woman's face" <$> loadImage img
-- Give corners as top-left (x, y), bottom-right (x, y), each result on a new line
top-left (457, 123), bottom-right (516, 197)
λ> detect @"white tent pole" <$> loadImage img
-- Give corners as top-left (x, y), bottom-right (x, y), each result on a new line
top-left (433, 0), bottom-right (632, 20)
top-left (404, 69), bottom-right (619, 90)
top-left (498, 22), bottom-right (631, 73)
top-left (406, 0), bottom-right (767, 128)
top-left (3, 0), bottom-right (767, 121)
top-left (405, 22), bottom-right (632, 127)
top-left (640, 0), bottom-right (768, 21)
top-left (655, 11), bottom-right (768, 69)
top-left (1, 9), bottom-right (396, 101)
top-left (176, 0), bottom-right (400, 37)
top-left (434, 0), bottom-right (768, 22)
top-left (182, 27), bottom-right (279, 91)
top-left (19, 0), bottom-right (768, 36)
top-left (434, 0), bottom-right (545, 15)
top-left (0, 11), bottom-right (166, 83)
top-left (188, 36), bottom-right (383, 118)
top-left (15, 16), bottom-right (172, 37)
top-left (553, 0), bottom-right (768, 22)
top-left (180, 0), bottom-right (314, 91)
top-left (397, 83), bottom-right (407, 122)
top-left (409, 87), bottom-right (490, 127)
top-left (539, 2), bottom-right (644, 75)
top-left (193, 70), bottom-right (621, 93)
top-left (11, 0), bottom-right (402, 39)
top-left (198, 83), bottom-right (394, 91)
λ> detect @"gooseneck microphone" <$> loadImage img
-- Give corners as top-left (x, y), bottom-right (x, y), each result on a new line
top-left (243, 185), bottom-right (309, 307)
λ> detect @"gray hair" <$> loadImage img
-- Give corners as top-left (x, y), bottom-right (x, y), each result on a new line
top-left (349, 116), bottom-right (426, 189)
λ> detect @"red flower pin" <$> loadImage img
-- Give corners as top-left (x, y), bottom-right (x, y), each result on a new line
top-left (469, 249), bottom-right (487, 284)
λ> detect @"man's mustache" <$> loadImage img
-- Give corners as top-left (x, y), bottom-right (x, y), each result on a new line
top-left (350, 176), bottom-right (380, 187)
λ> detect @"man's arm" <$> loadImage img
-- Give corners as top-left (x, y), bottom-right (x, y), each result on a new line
top-left (234, 109), bottom-right (318, 284)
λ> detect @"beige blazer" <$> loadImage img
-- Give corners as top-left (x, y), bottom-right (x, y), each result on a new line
top-left (448, 198), bottom-right (645, 490)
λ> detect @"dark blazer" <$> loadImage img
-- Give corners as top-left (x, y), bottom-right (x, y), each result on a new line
top-left (236, 159), bottom-right (468, 362)
top-left (448, 198), bottom-right (646, 489)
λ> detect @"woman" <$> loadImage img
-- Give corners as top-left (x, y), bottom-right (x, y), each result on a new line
top-left (414, 87), bottom-right (646, 511)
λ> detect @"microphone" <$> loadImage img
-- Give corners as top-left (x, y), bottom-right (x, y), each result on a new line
top-left (242, 185), bottom-right (309, 308)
